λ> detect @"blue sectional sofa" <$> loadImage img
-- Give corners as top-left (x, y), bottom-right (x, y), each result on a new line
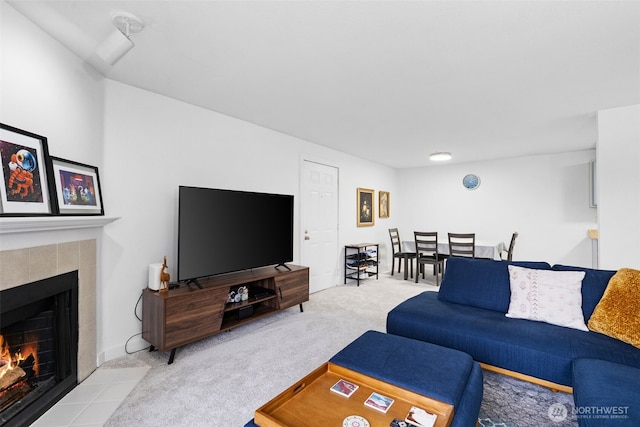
top-left (386, 257), bottom-right (640, 426)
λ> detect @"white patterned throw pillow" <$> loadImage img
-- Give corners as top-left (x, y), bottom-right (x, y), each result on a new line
top-left (506, 265), bottom-right (588, 331)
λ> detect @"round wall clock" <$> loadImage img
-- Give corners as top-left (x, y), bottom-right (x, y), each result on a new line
top-left (462, 174), bottom-right (480, 190)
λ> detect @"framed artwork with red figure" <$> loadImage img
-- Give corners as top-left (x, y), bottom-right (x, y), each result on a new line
top-left (0, 123), bottom-right (54, 216)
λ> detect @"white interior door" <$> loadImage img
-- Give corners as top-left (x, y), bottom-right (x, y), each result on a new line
top-left (301, 160), bottom-right (339, 294)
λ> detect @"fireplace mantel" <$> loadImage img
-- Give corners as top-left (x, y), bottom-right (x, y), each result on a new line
top-left (0, 216), bottom-right (120, 234)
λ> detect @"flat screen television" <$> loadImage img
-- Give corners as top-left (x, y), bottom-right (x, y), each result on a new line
top-left (177, 186), bottom-right (294, 284)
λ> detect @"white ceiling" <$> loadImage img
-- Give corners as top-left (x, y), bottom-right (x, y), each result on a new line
top-left (9, 0), bottom-right (640, 168)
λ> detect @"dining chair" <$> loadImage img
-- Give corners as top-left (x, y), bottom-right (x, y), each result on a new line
top-left (501, 232), bottom-right (519, 261)
top-left (414, 232), bottom-right (446, 285)
top-left (448, 233), bottom-right (476, 258)
top-left (388, 228), bottom-right (416, 279)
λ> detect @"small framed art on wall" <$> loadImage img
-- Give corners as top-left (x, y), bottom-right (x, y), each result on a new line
top-left (49, 156), bottom-right (104, 215)
top-left (379, 191), bottom-right (389, 218)
top-left (357, 187), bottom-right (375, 227)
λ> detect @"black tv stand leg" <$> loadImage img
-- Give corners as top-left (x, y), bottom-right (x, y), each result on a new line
top-left (299, 303), bottom-right (304, 313)
top-left (275, 263), bottom-right (291, 271)
top-left (186, 278), bottom-right (203, 289)
top-left (168, 348), bottom-right (177, 365)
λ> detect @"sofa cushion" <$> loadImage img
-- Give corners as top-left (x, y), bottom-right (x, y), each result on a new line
top-left (573, 358), bottom-right (640, 427)
top-left (438, 257), bottom-right (551, 313)
top-left (551, 264), bottom-right (617, 321)
top-left (505, 265), bottom-right (587, 331)
top-left (588, 268), bottom-right (640, 349)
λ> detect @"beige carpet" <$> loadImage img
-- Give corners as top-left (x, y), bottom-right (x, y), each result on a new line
top-left (103, 272), bottom-right (431, 426)
top-left (102, 272), bottom-right (575, 427)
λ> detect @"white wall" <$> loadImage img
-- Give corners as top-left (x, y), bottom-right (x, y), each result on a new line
top-left (597, 104), bottom-right (640, 270)
top-left (100, 80), bottom-right (397, 361)
top-left (0, 1), bottom-right (108, 251)
top-left (1, 2), bottom-right (397, 363)
top-left (0, 0), bottom-right (107, 300)
top-left (396, 151), bottom-right (598, 266)
top-left (1, 0), bottom-right (629, 365)
top-left (337, 161), bottom-right (399, 278)
top-left (0, 2), bottom-right (104, 165)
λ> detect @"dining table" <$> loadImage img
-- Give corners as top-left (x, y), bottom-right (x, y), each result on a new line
top-left (402, 239), bottom-right (506, 262)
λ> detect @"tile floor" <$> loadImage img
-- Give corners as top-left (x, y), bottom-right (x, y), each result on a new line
top-left (31, 367), bottom-right (149, 427)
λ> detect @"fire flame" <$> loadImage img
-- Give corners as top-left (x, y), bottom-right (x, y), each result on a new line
top-left (0, 335), bottom-right (13, 378)
top-left (0, 334), bottom-right (38, 380)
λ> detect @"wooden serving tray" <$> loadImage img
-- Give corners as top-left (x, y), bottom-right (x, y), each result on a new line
top-left (255, 362), bottom-right (453, 427)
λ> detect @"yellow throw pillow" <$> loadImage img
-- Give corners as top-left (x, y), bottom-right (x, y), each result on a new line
top-left (588, 268), bottom-right (640, 348)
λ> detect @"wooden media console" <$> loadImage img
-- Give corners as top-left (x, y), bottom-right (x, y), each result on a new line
top-left (142, 264), bottom-right (309, 364)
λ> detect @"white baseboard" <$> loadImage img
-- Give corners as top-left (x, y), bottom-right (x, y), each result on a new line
top-left (98, 335), bottom-right (150, 366)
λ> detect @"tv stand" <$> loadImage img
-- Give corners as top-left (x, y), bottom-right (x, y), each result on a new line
top-left (142, 264), bottom-right (309, 364)
top-left (274, 263), bottom-right (291, 271)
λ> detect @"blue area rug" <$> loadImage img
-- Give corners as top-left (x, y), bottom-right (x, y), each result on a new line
top-left (479, 370), bottom-right (578, 427)
top-left (478, 417), bottom-right (516, 427)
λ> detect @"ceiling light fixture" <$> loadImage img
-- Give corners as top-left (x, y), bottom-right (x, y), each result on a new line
top-left (95, 11), bottom-right (144, 66)
top-left (429, 152), bottom-right (452, 162)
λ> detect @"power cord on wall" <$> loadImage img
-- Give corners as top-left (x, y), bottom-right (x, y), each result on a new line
top-left (134, 290), bottom-right (143, 321)
top-left (124, 289), bottom-right (151, 355)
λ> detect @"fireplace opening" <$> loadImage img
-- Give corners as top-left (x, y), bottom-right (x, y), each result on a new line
top-left (0, 271), bottom-right (78, 427)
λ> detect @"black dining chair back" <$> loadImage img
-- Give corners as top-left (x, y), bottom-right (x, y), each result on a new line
top-left (448, 233), bottom-right (476, 258)
top-left (388, 228), bottom-right (416, 278)
top-left (414, 231), bottom-right (446, 285)
top-left (502, 232), bottom-right (519, 261)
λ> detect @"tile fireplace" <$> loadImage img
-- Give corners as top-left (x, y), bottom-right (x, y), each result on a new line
top-left (0, 236), bottom-right (99, 426)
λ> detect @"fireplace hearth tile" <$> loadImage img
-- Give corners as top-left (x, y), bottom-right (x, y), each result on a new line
top-left (87, 367), bottom-right (149, 384)
top-left (31, 402), bottom-right (86, 426)
top-left (28, 245), bottom-right (57, 282)
top-left (72, 400), bottom-right (122, 425)
top-left (59, 383), bottom-right (108, 405)
top-left (96, 381), bottom-right (139, 401)
top-left (80, 239), bottom-right (97, 270)
top-left (79, 262), bottom-right (96, 299)
top-left (0, 248), bottom-right (29, 290)
top-left (79, 290), bottom-right (97, 326)
top-left (58, 241), bottom-right (80, 274)
top-left (32, 367), bottom-right (149, 427)
top-left (78, 320), bottom-right (97, 382)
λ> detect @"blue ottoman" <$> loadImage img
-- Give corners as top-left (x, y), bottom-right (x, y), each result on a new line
top-left (330, 330), bottom-right (483, 427)
top-left (573, 358), bottom-right (640, 427)
top-left (246, 330), bottom-right (483, 427)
